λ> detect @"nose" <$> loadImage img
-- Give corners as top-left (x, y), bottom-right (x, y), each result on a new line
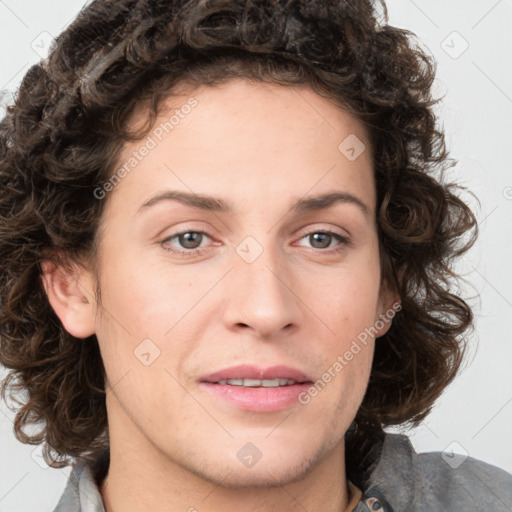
top-left (221, 243), bottom-right (303, 339)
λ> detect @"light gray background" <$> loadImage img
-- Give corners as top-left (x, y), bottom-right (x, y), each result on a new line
top-left (1, 0), bottom-right (511, 510)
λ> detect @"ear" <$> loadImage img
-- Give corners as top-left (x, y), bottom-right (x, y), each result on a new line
top-left (40, 259), bottom-right (97, 339)
top-left (374, 282), bottom-right (401, 339)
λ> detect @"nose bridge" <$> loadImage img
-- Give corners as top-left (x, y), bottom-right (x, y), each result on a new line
top-left (222, 235), bottom-right (302, 336)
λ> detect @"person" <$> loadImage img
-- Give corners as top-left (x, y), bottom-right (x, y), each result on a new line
top-left (0, 0), bottom-right (511, 511)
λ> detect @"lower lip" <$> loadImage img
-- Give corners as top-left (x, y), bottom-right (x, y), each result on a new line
top-left (199, 382), bottom-right (312, 412)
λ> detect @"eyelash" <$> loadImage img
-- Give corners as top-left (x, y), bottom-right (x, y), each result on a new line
top-left (160, 229), bottom-right (350, 257)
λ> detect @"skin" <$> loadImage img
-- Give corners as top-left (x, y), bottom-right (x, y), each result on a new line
top-left (43, 79), bottom-right (397, 512)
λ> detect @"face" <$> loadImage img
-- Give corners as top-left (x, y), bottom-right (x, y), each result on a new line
top-left (73, 79), bottom-right (395, 487)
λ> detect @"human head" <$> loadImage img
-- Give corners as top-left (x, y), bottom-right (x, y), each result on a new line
top-left (0, 0), bottom-right (476, 471)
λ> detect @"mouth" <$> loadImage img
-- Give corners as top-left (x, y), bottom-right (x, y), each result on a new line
top-left (199, 364), bottom-right (314, 412)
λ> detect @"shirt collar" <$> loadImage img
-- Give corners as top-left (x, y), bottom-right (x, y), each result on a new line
top-left (53, 460), bottom-right (105, 512)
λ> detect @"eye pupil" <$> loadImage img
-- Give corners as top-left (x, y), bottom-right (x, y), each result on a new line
top-left (179, 232), bottom-right (202, 249)
top-left (310, 233), bottom-right (331, 249)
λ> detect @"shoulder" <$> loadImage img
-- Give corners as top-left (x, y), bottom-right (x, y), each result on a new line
top-left (416, 447), bottom-right (512, 510)
top-left (367, 433), bottom-right (512, 511)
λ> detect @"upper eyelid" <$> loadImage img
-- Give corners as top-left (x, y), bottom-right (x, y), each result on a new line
top-left (162, 225), bottom-right (348, 240)
top-left (294, 223), bottom-right (350, 238)
top-left (163, 220), bottom-right (349, 237)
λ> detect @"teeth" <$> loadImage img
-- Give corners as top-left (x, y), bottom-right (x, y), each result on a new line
top-left (217, 378), bottom-right (296, 387)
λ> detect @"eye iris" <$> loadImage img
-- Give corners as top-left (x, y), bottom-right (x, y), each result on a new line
top-left (310, 233), bottom-right (332, 249)
top-left (179, 232), bottom-right (202, 249)
top-left (174, 232), bottom-right (336, 251)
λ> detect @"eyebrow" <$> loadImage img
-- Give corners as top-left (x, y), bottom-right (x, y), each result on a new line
top-left (136, 190), bottom-right (371, 217)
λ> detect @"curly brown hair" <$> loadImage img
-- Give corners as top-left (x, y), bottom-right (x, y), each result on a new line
top-left (0, 0), bottom-right (477, 468)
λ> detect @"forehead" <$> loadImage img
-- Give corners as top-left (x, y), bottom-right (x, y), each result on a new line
top-left (106, 79), bottom-right (375, 218)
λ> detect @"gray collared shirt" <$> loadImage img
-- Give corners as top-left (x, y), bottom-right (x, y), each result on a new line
top-left (52, 433), bottom-right (512, 512)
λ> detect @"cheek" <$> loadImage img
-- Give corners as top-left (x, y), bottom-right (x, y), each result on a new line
top-left (305, 269), bottom-right (380, 398)
top-left (96, 255), bottom-right (196, 335)
top-left (315, 271), bottom-right (381, 337)
top-left (93, 258), bottom-right (210, 385)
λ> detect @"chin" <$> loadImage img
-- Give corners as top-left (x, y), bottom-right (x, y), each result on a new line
top-left (180, 443), bottom-right (329, 490)
top-left (208, 459), bottom-right (318, 489)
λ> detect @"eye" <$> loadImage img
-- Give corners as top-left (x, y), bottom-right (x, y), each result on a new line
top-left (161, 230), bottom-right (213, 255)
top-left (160, 229), bottom-right (350, 257)
top-left (296, 231), bottom-right (350, 252)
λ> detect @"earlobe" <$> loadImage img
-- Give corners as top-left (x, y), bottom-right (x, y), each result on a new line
top-left (40, 260), bottom-right (97, 339)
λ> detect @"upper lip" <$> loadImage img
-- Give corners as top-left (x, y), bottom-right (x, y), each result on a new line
top-left (200, 364), bottom-right (312, 383)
